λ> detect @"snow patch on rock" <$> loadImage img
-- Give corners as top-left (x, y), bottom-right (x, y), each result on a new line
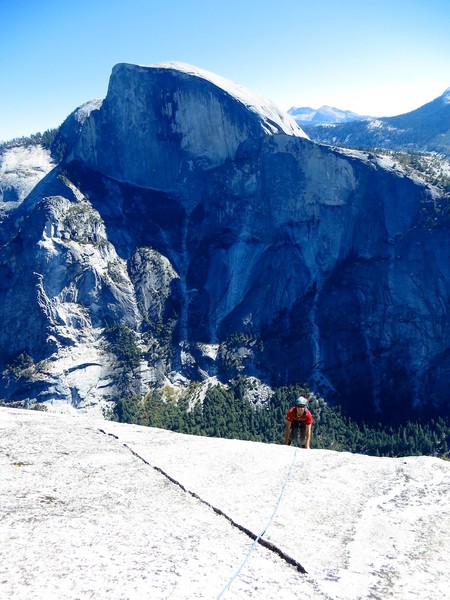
top-left (73, 99), bottom-right (103, 124)
top-left (442, 87), bottom-right (450, 104)
top-left (0, 144), bottom-right (55, 206)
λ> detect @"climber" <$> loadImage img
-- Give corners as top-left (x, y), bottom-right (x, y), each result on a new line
top-left (284, 396), bottom-right (313, 448)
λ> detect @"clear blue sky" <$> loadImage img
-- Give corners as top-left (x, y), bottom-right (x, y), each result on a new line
top-left (1, 0), bottom-right (450, 142)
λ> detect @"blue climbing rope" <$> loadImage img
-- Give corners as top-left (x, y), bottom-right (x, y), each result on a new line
top-left (216, 446), bottom-right (299, 599)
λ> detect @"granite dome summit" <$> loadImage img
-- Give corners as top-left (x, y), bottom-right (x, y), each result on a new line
top-left (58, 62), bottom-right (307, 190)
top-left (1, 63), bottom-right (449, 420)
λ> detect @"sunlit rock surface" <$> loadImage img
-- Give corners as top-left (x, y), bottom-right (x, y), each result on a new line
top-left (1, 408), bottom-right (449, 600)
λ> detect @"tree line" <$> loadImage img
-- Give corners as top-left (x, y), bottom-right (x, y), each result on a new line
top-left (0, 128), bottom-right (58, 151)
top-left (110, 378), bottom-right (450, 459)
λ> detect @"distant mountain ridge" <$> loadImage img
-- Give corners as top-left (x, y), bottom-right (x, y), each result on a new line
top-left (300, 87), bottom-right (450, 155)
top-left (288, 105), bottom-right (369, 125)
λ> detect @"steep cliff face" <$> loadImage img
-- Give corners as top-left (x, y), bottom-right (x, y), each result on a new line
top-left (1, 63), bottom-right (449, 419)
top-left (63, 63), bottom-right (306, 194)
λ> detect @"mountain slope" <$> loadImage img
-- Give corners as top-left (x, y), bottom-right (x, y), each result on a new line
top-left (1, 407), bottom-right (449, 600)
top-left (303, 87), bottom-right (450, 155)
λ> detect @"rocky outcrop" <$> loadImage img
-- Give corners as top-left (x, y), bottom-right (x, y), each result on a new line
top-left (1, 63), bottom-right (449, 420)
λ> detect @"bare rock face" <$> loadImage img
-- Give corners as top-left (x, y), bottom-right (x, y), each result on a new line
top-left (1, 62), bottom-right (449, 420)
top-left (63, 63), bottom-right (306, 194)
top-left (2, 408), bottom-right (449, 600)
